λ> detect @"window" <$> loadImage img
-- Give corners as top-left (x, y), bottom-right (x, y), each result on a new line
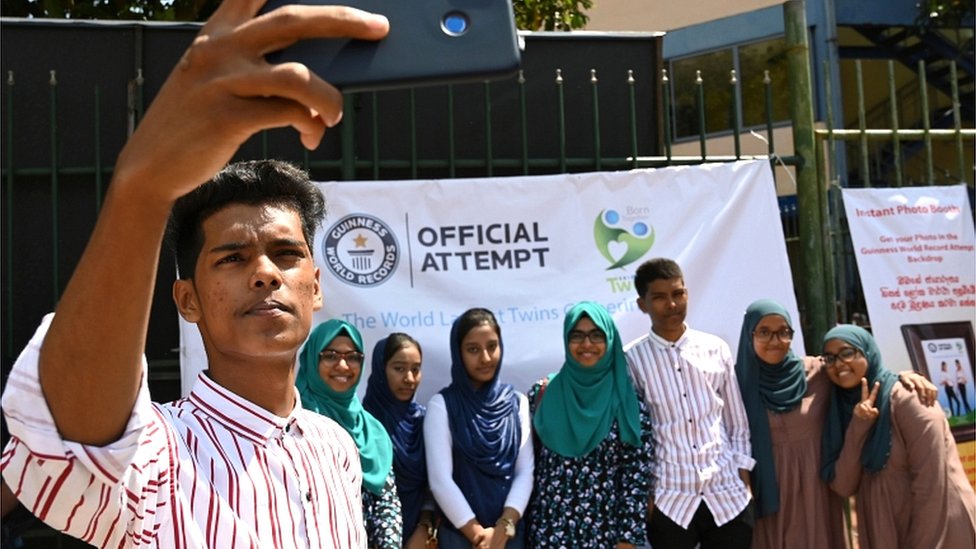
top-left (669, 37), bottom-right (790, 140)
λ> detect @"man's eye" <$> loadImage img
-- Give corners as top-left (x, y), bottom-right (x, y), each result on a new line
top-left (217, 254), bottom-right (242, 264)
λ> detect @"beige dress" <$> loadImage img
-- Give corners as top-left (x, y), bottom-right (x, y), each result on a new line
top-left (753, 358), bottom-right (850, 549)
top-left (830, 384), bottom-right (976, 549)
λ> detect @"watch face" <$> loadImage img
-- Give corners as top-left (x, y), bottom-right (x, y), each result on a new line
top-left (505, 523), bottom-right (515, 537)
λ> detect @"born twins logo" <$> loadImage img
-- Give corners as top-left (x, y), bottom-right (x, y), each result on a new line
top-left (322, 214), bottom-right (400, 287)
top-left (593, 209), bottom-right (656, 270)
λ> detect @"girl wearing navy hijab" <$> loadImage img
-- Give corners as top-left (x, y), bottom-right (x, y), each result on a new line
top-left (424, 308), bottom-right (534, 549)
top-left (298, 319), bottom-right (401, 548)
top-left (363, 333), bottom-right (435, 549)
top-left (821, 325), bottom-right (975, 549)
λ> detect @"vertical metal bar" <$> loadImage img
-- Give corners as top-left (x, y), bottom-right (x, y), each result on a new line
top-left (823, 61), bottom-right (843, 322)
top-left (730, 70), bottom-right (741, 159)
top-left (784, 0), bottom-right (829, 347)
top-left (6, 71), bottom-right (14, 358)
top-left (950, 61), bottom-right (965, 183)
top-left (591, 69), bottom-right (601, 171)
top-left (764, 70), bottom-right (775, 154)
top-left (127, 69), bottom-right (144, 138)
top-left (518, 72), bottom-right (529, 175)
top-left (823, 61), bottom-right (836, 185)
top-left (483, 82), bottom-right (493, 177)
top-left (662, 69), bottom-right (672, 162)
top-left (135, 67), bottom-right (144, 128)
top-left (918, 60), bottom-right (934, 184)
top-left (628, 70), bottom-right (638, 169)
top-left (133, 27), bottom-right (144, 125)
top-left (410, 88), bottom-right (418, 179)
top-left (556, 70), bottom-right (566, 173)
top-left (372, 92), bottom-right (380, 180)
top-left (341, 92), bottom-right (355, 180)
top-left (695, 70), bottom-right (706, 159)
top-left (49, 70), bottom-right (60, 302)
top-left (828, 181), bottom-right (845, 323)
top-left (855, 60), bottom-right (870, 187)
top-left (887, 60), bottom-right (903, 187)
top-left (94, 85), bottom-right (102, 210)
top-left (816, 133), bottom-right (839, 322)
top-left (448, 84), bottom-right (457, 178)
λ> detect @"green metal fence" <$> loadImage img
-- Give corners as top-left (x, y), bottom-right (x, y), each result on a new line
top-left (819, 57), bottom-right (976, 327)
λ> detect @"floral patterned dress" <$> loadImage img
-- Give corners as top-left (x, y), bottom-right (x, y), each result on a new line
top-left (526, 381), bottom-right (654, 548)
top-left (362, 471), bottom-right (402, 549)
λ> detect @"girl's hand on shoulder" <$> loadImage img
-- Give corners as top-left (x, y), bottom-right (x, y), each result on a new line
top-left (898, 371), bottom-right (938, 406)
top-left (854, 377), bottom-right (881, 421)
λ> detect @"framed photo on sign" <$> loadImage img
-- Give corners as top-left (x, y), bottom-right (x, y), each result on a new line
top-left (901, 321), bottom-right (976, 442)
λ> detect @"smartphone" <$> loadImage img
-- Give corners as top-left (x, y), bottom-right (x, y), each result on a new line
top-left (261, 0), bottom-right (522, 92)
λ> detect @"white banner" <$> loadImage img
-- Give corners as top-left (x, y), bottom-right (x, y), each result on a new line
top-left (842, 186), bottom-right (976, 424)
top-left (180, 160), bottom-right (802, 405)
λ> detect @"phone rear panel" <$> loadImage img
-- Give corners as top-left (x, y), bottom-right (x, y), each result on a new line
top-left (262, 0), bottom-right (522, 92)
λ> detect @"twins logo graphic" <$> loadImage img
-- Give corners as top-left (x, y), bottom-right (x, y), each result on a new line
top-left (322, 214), bottom-right (400, 287)
top-left (593, 209), bottom-right (655, 270)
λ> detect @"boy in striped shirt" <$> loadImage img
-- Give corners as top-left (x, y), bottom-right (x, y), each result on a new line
top-left (624, 258), bottom-right (755, 549)
top-left (1, 2), bottom-right (391, 547)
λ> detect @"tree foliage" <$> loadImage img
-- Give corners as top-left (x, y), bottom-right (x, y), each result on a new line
top-left (1, 0), bottom-right (592, 29)
top-left (513, 0), bottom-right (592, 31)
top-left (1, 0), bottom-right (218, 20)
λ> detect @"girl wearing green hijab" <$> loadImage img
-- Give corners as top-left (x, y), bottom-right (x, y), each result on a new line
top-left (526, 301), bottom-right (653, 548)
top-left (298, 319), bottom-right (401, 549)
top-left (821, 324), bottom-right (975, 549)
top-left (734, 299), bottom-right (849, 549)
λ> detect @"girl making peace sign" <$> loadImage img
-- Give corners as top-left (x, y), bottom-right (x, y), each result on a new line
top-left (820, 325), bottom-right (975, 548)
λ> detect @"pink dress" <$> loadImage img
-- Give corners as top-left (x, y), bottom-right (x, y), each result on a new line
top-left (753, 357), bottom-right (850, 549)
top-left (830, 384), bottom-right (976, 548)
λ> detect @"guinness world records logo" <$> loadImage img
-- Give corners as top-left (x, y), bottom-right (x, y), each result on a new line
top-left (323, 214), bottom-right (400, 287)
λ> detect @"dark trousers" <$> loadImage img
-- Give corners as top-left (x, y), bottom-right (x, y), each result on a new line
top-left (646, 501), bottom-right (753, 549)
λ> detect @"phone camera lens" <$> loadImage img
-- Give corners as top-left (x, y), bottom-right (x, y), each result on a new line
top-left (442, 12), bottom-right (469, 36)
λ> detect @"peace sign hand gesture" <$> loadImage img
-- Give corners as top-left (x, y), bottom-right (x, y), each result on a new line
top-left (854, 377), bottom-right (881, 421)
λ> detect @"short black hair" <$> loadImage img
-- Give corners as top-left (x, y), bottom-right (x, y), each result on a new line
top-left (634, 257), bottom-right (684, 298)
top-left (165, 160), bottom-right (326, 280)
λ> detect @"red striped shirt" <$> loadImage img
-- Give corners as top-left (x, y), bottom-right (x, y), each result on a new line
top-left (2, 315), bottom-right (366, 548)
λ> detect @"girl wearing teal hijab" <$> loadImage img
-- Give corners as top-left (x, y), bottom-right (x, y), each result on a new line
top-left (526, 301), bottom-right (653, 548)
top-left (734, 299), bottom-right (848, 549)
top-left (298, 319), bottom-right (401, 548)
top-left (821, 324), bottom-right (975, 549)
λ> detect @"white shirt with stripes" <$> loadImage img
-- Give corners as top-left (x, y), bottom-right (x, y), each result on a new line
top-left (624, 325), bottom-right (755, 529)
top-left (1, 314), bottom-right (366, 548)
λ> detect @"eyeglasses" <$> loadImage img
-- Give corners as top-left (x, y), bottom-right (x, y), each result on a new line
top-left (319, 349), bottom-right (365, 367)
top-left (568, 329), bottom-right (607, 344)
top-left (822, 347), bottom-right (861, 368)
top-left (753, 327), bottom-right (794, 343)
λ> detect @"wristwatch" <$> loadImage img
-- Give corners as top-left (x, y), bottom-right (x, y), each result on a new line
top-left (497, 517), bottom-right (516, 539)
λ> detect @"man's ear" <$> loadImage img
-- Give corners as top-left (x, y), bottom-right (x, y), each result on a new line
top-left (173, 279), bottom-right (201, 322)
top-left (636, 296), bottom-right (648, 314)
top-left (312, 266), bottom-right (323, 311)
